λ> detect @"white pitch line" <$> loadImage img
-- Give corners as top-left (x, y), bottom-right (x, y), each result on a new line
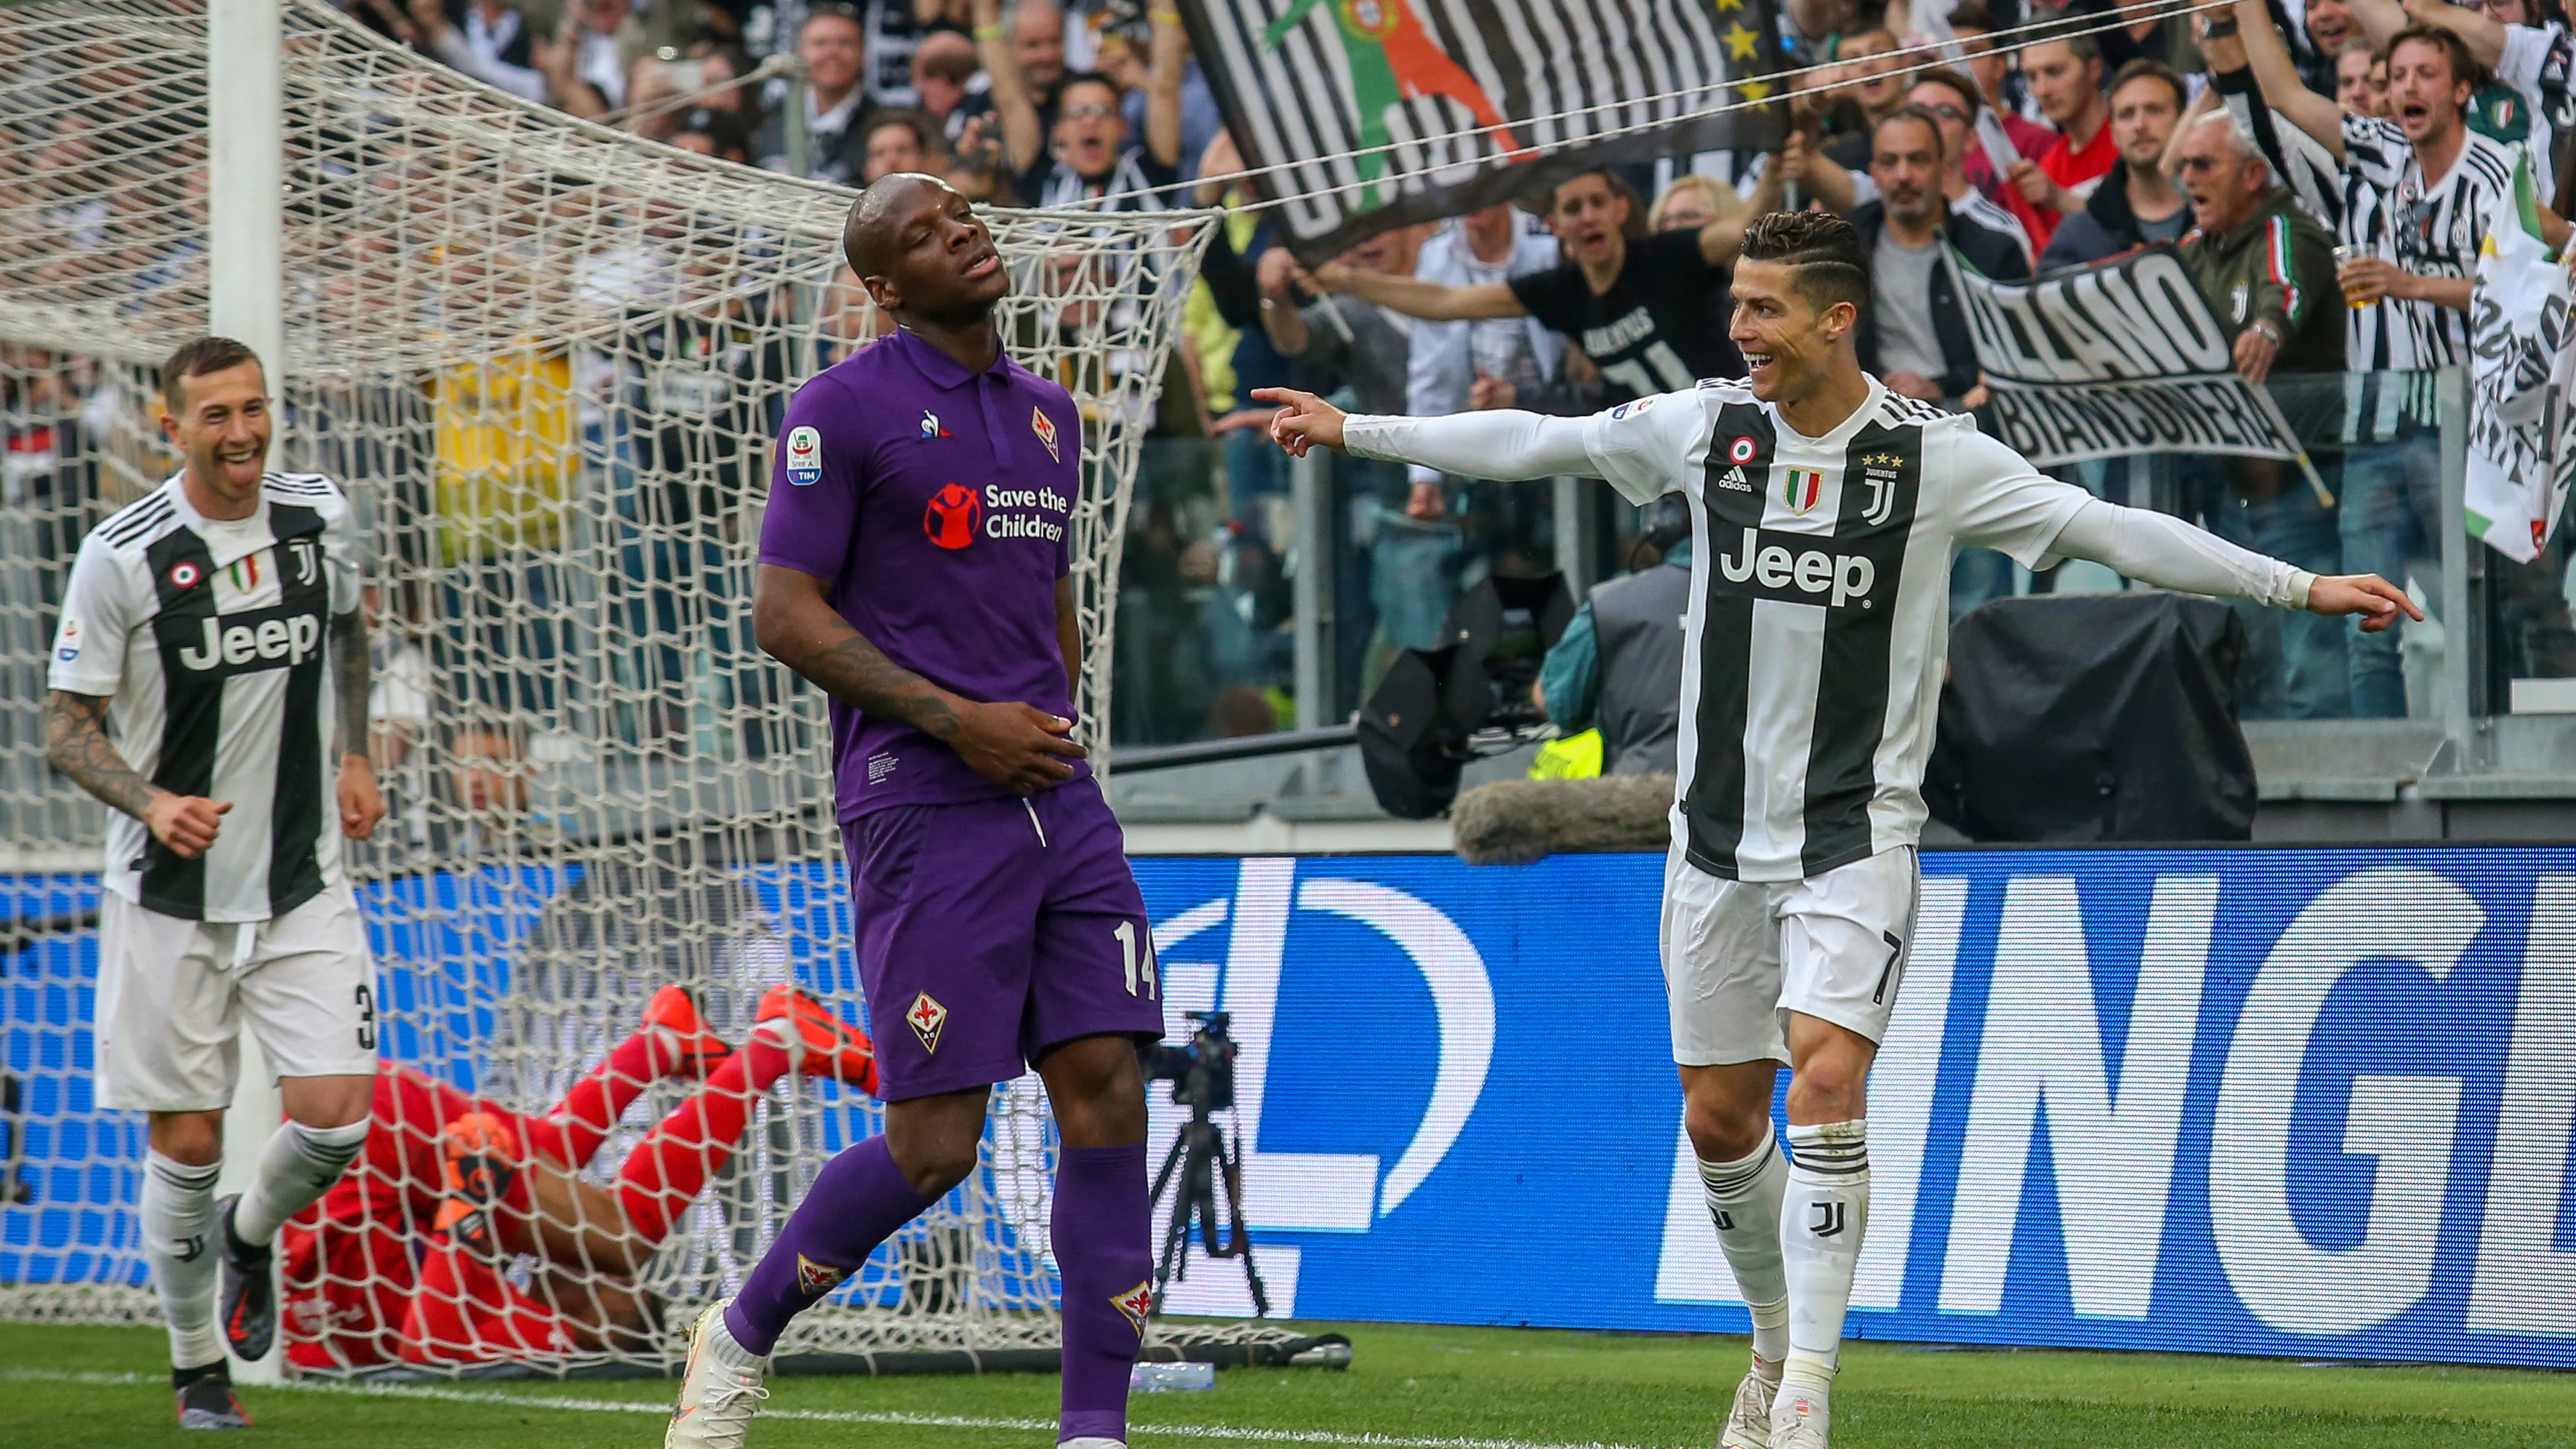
top-left (0, 1368), bottom-right (1665, 1449)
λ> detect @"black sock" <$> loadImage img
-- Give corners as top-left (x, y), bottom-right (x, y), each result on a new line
top-left (173, 1359), bottom-right (230, 1389)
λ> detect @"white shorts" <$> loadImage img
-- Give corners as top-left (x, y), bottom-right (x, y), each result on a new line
top-left (1660, 845), bottom-right (1920, 1067)
top-left (95, 885), bottom-right (380, 1113)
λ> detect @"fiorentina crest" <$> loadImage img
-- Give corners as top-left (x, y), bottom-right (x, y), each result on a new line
top-left (796, 1253), bottom-right (851, 1296)
top-left (1110, 1279), bottom-right (1154, 1333)
top-left (906, 991), bottom-right (950, 1053)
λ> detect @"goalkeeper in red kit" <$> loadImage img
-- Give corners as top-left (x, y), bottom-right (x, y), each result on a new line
top-left (281, 984), bottom-right (879, 1368)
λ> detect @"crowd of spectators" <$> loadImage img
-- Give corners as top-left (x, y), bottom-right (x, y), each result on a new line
top-left (7, 0), bottom-right (2576, 792)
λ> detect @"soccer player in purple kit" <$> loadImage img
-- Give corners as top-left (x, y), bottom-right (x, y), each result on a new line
top-left (665, 172), bottom-right (1164, 1449)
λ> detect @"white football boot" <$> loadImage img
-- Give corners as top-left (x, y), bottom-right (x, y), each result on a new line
top-left (667, 1300), bottom-right (770, 1449)
top-left (1718, 1359), bottom-right (1779, 1448)
top-left (1768, 1383), bottom-right (1831, 1449)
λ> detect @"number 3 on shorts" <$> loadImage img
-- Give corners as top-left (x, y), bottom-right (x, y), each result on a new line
top-left (1114, 920), bottom-right (1159, 1000)
top-left (354, 982), bottom-right (377, 1051)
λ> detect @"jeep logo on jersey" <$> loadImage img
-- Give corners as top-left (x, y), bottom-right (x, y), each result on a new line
top-left (1711, 526), bottom-right (1879, 610)
top-left (923, 483), bottom-right (982, 549)
top-left (171, 605), bottom-right (324, 675)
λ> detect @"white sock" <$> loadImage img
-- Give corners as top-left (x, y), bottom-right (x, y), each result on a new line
top-left (143, 1150), bottom-right (225, 1368)
top-left (1697, 1139), bottom-right (1789, 1371)
top-left (233, 1117), bottom-right (369, 1245)
top-left (1780, 1120), bottom-right (1869, 1400)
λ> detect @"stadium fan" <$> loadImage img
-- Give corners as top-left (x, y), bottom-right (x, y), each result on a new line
top-left (1307, 166), bottom-right (1785, 404)
top-left (281, 984), bottom-right (880, 1369)
top-left (670, 173), bottom-right (1165, 1449)
top-left (1815, 29), bottom-right (1912, 173)
top-left (2338, 38), bottom-right (2394, 117)
top-left (2346, 0), bottom-right (2572, 205)
top-left (2220, 1), bottom-right (2569, 715)
top-left (45, 337), bottom-right (382, 1431)
top-left (1258, 210), bottom-right (2418, 1449)
top-left (1850, 108), bottom-right (2029, 407)
top-left (2010, 26), bottom-right (2118, 248)
top-left (1906, 71), bottom-right (2040, 265)
top-left (978, 0), bottom-right (1184, 208)
top-left (1944, 3), bottom-right (2062, 182)
top-left (754, 4), bottom-right (882, 184)
top-left (2035, 59), bottom-right (2191, 268)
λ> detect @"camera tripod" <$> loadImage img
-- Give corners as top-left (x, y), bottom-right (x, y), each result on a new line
top-left (1146, 1094), bottom-right (1269, 1317)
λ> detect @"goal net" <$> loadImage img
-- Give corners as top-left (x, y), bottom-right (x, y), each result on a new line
top-left (0, 0), bottom-right (1310, 1376)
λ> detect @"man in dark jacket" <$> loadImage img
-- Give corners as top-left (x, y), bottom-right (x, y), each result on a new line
top-left (2172, 107), bottom-right (2353, 716)
top-left (2036, 60), bottom-right (2194, 269)
top-left (1850, 108), bottom-right (2031, 406)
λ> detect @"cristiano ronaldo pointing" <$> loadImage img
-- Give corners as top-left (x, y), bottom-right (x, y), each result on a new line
top-left (667, 174), bottom-right (1161, 1449)
top-left (1260, 211), bottom-right (2415, 1449)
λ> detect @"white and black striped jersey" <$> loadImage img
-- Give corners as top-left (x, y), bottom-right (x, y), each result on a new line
top-left (48, 472), bottom-right (364, 922)
top-left (2337, 115), bottom-right (2519, 371)
top-left (2493, 21), bottom-right (2571, 204)
top-left (1581, 378), bottom-right (2091, 882)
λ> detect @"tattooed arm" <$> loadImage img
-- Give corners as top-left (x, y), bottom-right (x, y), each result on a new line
top-left (332, 609), bottom-right (385, 840)
top-left (332, 609), bottom-right (372, 760)
top-left (45, 690), bottom-right (230, 856)
top-left (751, 563), bottom-right (1086, 795)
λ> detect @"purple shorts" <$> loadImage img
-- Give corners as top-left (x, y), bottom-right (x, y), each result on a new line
top-left (843, 777), bottom-right (1165, 1100)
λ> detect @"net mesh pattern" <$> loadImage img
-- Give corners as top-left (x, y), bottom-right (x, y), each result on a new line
top-left (0, 0), bottom-right (1261, 1373)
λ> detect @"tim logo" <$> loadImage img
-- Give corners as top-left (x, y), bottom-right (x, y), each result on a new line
top-left (923, 483), bottom-right (982, 550)
top-left (1808, 1202), bottom-right (1847, 1238)
top-left (1110, 1279), bottom-right (1154, 1333)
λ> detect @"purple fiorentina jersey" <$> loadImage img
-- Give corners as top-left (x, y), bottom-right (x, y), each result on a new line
top-left (759, 328), bottom-right (1084, 819)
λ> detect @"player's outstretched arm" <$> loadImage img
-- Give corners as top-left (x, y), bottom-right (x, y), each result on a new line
top-left (1253, 387), bottom-right (1596, 481)
top-left (44, 690), bottom-right (230, 855)
top-left (2047, 498), bottom-right (2420, 630)
top-left (752, 564), bottom-right (1086, 795)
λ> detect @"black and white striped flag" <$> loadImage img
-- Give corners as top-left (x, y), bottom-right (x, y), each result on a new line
top-left (1180, 0), bottom-right (1789, 262)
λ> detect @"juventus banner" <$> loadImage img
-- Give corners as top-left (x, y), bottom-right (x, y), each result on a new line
top-left (2463, 158), bottom-right (2575, 565)
top-left (1181, 0), bottom-right (1789, 263)
top-left (1951, 244), bottom-right (2312, 471)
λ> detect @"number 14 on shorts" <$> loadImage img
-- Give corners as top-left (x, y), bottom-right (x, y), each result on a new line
top-left (1114, 920), bottom-right (1158, 999)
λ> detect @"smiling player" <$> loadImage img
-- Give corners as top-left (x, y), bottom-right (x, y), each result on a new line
top-left (665, 173), bottom-right (1163, 1449)
top-left (1259, 211), bottom-right (2418, 1449)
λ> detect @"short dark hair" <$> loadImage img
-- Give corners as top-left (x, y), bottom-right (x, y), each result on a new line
top-left (673, 107), bottom-right (750, 161)
top-left (2386, 23), bottom-right (2483, 89)
top-left (1910, 66), bottom-right (1982, 115)
top-left (2108, 57), bottom-right (2188, 110)
top-left (161, 336), bottom-right (262, 410)
top-left (867, 109), bottom-right (942, 156)
top-left (1874, 105), bottom-right (1947, 158)
top-left (2030, 10), bottom-right (2103, 66)
top-left (1057, 71), bottom-right (1123, 108)
top-left (1738, 210), bottom-right (1871, 318)
top-left (1945, 0), bottom-right (1996, 33)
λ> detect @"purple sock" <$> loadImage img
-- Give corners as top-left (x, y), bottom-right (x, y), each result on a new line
top-left (723, 1136), bottom-right (932, 1355)
top-left (1053, 1141), bottom-right (1152, 1444)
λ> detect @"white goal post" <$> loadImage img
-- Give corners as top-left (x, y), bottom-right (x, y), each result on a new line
top-left (0, 0), bottom-right (1338, 1377)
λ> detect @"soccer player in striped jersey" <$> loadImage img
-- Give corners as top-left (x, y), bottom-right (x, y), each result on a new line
top-left (1259, 211), bottom-right (2416, 1449)
top-left (45, 337), bottom-right (383, 1429)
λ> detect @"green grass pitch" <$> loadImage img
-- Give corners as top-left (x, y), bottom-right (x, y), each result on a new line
top-left (7, 1320), bottom-right (2567, 1448)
